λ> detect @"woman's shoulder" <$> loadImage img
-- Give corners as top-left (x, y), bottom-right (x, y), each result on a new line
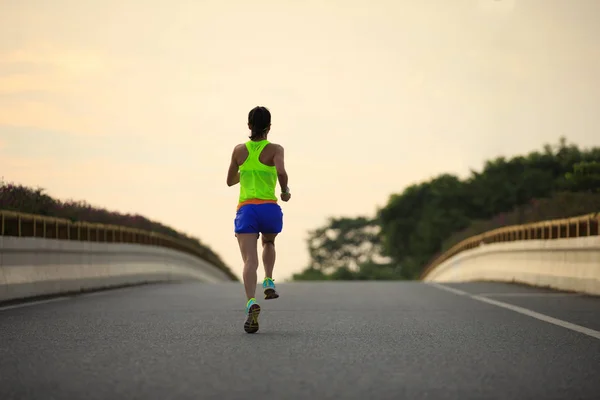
top-left (233, 142), bottom-right (249, 152)
top-left (265, 141), bottom-right (284, 150)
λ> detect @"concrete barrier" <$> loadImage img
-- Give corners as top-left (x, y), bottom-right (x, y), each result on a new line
top-left (0, 236), bottom-right (232, 303)
top-left (423, 236), bottom-right (600, 296)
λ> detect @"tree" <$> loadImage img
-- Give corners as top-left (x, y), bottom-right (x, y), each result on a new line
top-left (374, 138), bottom-right (600, 279)
top-left (299, 137), bottom-right (600, 282)
top-left (291, 215), bottom-right (396, 280)
top-left (306, 216), bottom-right (383, 274)
top-left (291, 267), bottom-right (328, 281)
top-left (377, 174), bottom-right (471, 278)
top-left (565, 161), bottom-right (600, 193)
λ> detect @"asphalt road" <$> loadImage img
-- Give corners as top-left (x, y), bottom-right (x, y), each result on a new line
top-left (1, 281), bottom-right (599, 400)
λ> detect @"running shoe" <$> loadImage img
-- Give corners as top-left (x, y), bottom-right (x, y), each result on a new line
top-left (244, 298), bottom-right (261, 334)
top-left (263, 277), bottom-right (279, 300)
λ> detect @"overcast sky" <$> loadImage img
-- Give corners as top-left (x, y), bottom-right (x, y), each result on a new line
top-left (1, 0), bottom-right (599, 281)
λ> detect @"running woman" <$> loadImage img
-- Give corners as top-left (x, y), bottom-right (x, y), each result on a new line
top-left (226, 106), bottom-right (291, 333)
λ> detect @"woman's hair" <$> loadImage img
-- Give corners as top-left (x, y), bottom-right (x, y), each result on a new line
top-left (248, 106), bottom-right (271, 140)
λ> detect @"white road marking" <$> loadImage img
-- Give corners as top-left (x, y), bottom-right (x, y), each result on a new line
top-left (427, 282), bottom-right (469, 296)
top-left (475, 292), bottom-right (583, 298)
top-left (426, 282), bottom-right (600, 340)
top-left (477, 293), bottom-right (583, 297)
top-left (0, 296), bottom-right (71, 311)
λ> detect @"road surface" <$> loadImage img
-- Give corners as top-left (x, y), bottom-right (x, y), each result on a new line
top-left (1, 281), bottom-right (599, 399)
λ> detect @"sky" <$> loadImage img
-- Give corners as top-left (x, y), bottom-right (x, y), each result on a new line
top-left (1, 0), bottom-right (599, 281)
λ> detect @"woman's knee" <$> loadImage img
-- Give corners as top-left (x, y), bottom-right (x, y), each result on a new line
top-left (262, 241), bottom-right (275, 249)
top-left (261, 234), bottom-right (277, 247)
top-left (243, 257), bottom-right (259, 270)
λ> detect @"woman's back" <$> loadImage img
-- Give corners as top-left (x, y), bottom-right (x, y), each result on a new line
top-left (238, 139), bottom-right (278, 203)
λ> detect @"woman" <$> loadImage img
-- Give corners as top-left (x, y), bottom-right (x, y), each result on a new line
top-left (226, 106), bottom-right (291, 333)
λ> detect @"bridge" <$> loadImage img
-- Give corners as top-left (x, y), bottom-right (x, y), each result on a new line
top-left (1, 211), bottom-right (599, 399)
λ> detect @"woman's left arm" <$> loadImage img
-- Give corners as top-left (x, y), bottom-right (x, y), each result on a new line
top-left (226, 147), bottom-right (240, 186)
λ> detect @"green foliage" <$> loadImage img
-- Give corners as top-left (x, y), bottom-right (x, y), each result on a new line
top-left (0, 179), bottom-right (238, 281)
top-left (377, 137), bottom-right (600, 279)
top-left (291, 261), bottom-right (401, 281)
top-left (291, 267), bottom-right (328, 281)
top-left (565, 161), bottom-right (600, 193)
top-left (377, 174), bottom-right (472, 276)
top-left (305, 216), bottom-right (383, 274)
top-left (293, 137), bottom-right (600, 281)
top-left (354, 261), bottom-right (403, 280)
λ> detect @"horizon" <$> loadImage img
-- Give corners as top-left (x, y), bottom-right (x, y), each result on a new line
top-left (1, 0), bottom-right (599, 281)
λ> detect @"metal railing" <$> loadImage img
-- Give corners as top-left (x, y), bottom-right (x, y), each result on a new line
top-left (0, 209), bottom-right (229, 276)
top-left (420, 212), bottom-right (600, 280)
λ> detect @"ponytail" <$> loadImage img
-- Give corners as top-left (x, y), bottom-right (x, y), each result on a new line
top-left (248, 106), bottom-right (271, 139)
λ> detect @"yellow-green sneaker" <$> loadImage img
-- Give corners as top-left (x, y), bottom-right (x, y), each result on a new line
top-left (244, 298), bottom-right (261, 334)
top-left (263, 277), bottom-right (279, 300)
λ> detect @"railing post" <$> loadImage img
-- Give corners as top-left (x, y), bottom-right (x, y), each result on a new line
top-left (543, 224), bottom-right (546, 239)
top-left (558, 222), bottom-right (562, 238)
top-left (18, 215), bottom-right (22, 237)
top-left (588, 217), bottom-right (591, 236)
top-left (560, 222), bottom-right (563, 238)
top-left (1, 213), bottom-right (4, 236)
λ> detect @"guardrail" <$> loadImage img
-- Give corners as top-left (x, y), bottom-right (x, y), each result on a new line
top-left (420, 212), bottom-right (600, 280)
top-left (0, 209), bottom-right (234, 280)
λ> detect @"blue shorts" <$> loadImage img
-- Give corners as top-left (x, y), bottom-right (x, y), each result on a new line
top-left (234, 203), bottom-right (283, 234)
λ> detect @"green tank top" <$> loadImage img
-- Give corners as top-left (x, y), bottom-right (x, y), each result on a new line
top-left (238, 140), bottom-right (278, 203)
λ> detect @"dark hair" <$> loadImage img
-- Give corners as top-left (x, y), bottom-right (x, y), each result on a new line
top-left (248, 106), bottom-right (271, 140)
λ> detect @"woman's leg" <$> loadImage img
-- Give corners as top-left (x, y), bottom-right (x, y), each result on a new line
top-left (261, 233), bottom-right (280, 300)
top-left (234, 205), bottom-right (260, 300)
top-left (258, 203), bottom-right (283, 299)
top-left (237, 233), bottom-right (259, 300)
top-left (234, 207), bottom-right (262, 333)
top-left (261, 233), bottom-right (278, 279)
